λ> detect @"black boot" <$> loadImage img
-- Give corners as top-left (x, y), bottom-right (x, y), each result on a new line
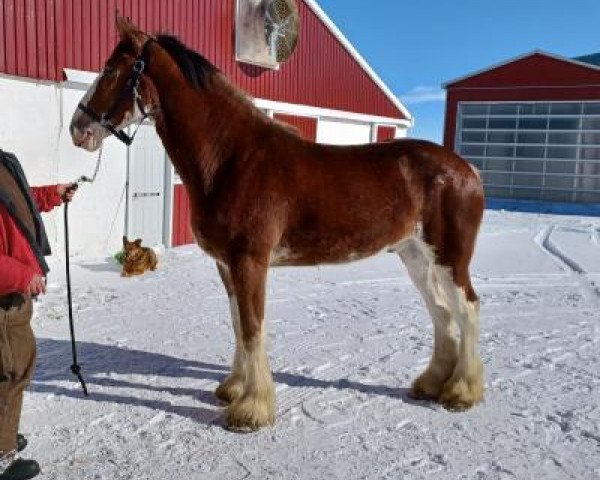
top-left (0, 459), bottom-right (40, 480)
top-left (16, 436), bottom-right (26, 453)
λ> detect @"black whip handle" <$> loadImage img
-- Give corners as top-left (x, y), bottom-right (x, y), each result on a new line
top-left (64, 201), bottom-right (89, 396)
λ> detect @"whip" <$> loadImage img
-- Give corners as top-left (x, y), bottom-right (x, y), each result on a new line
top-left (62, 145), bottom-right (103, 396)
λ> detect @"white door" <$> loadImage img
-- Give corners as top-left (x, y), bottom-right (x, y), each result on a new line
top-left (127, 124), bottom-right (166, 247)
top-left (317, 118), bottom-right (372, 145)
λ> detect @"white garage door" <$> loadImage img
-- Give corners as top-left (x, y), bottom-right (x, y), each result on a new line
top-left (317, 118), bottom-right (372, 145)
top-left (456, 101), bottom-right (600, 203)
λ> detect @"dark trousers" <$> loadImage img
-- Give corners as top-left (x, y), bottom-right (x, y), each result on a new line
top-left (0, 294), bottom-right (35, 453)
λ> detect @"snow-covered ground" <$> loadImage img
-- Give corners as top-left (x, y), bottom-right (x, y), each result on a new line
top-left (23, 211), bottom-right (600, 480)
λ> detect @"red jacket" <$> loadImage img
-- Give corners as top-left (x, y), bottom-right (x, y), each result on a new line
top-left (0, 186), bottom-right (62, 295)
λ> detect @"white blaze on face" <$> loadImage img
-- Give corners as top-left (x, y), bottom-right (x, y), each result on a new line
top-left (80, 71), bottom-right (102, 105)
top-left (70, 72), bottom-right (101, 131)
top-left (70, 71), bottom-right (111, 151)
top-left (114, 88), bottom-right (145, 132)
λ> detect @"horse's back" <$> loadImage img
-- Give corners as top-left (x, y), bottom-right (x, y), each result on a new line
top-left (270, 138), bottom-right (482, 266)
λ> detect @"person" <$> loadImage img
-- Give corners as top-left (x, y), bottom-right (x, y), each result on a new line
top-left (0, 149), bottom-right (76, 480)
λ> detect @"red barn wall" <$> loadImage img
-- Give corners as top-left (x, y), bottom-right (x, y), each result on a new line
top-left (376, 125), bottom-right (396, 142)
top-left (273, 113), bottom-right (317, 140)
top-left (0, 0), bottom-right (405, 120)
top-left (172, 184), bottom-right (194, 247)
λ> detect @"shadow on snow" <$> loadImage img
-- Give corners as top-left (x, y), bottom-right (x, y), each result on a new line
top-left (32, 338), bottom-right (428, 426)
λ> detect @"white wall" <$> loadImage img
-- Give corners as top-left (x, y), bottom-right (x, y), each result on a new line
top-left (316, 118), bottom-right (372, 145)
top-left (0, 75), bottom-right (128, 258)
top-left (395, 127), bottom-right (408, 139)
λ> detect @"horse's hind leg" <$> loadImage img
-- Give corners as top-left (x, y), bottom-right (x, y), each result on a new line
top-left (398, 240), bottom-right (459, 400)
top-left (426, 184), bottom-right (485, 411)
top-left (214, 262), bottom-right (246, 404)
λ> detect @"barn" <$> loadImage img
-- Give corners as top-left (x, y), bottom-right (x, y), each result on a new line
top-left (444, 50), bottom-right (600, 216)
top-left (0, 0), bottom-right (412, 256)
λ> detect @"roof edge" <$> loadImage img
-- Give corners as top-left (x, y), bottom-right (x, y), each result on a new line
top-left (303, 0), bottom-right (413, 122)
top-left (442, 49), bottom-right (600, 89)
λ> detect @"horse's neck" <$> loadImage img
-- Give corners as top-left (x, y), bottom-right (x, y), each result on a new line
top-left (146, 54), bottom-right (264, 196)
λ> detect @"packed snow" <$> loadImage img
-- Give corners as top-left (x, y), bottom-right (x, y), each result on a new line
top-left (22, 211), bottom-right (600, 479)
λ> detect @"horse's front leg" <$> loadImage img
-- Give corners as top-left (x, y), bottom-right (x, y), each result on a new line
top-left (215, 262), bottom-right (246, 404)
top-left (225, 254), bottom-right (275, 430)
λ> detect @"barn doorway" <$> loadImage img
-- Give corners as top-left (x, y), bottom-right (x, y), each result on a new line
top-left (126, 124), bottom-right (167, 247)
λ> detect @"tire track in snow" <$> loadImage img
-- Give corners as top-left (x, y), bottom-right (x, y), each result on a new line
top-left (539, 225), bottom-right (586, 274)
top-left (535, 225), bottom-right (600, 305)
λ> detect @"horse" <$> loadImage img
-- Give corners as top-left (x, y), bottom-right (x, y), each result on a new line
top-left (70, 16), bottom-right (485, 431)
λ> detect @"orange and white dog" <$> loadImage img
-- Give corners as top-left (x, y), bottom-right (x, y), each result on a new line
top-left (121, 236), bottom-right (158, 277)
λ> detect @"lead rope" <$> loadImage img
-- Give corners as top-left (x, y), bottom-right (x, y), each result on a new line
top-left (63, 200), bottom-right (88, 396)
top-left (62, 145), bottom-right (103, 396)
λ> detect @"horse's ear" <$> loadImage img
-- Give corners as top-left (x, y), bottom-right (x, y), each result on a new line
top-left (115, 13), bottom-right (146, 53)
top-left (123, 235), bottom-right (128, 247)
top-left (134, 239), bottom-right (143, 247)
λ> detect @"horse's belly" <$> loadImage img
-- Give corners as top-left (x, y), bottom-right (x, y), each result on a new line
top-left (271, 229), bottom-right (410, 267)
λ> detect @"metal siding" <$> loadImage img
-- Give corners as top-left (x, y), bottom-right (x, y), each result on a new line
top-left (377, 126), bottom-right (396, 142)
top-left (448, 54), bottom-right (600, 89)
top-left (0, 0), bottom-right (404, 119)
top-left (0, 1), bottom-right (5, 72)
top-left (72, 0), bottom-right (82, 71)
top-left (3, 0), bottom-right (16, 74)
top-left (26, 0), bottom-right (36, 77)
top-left (92, 0), bottom-right (102, 72)
top-left (35, 0), bottom-right (46, 79)
top-left (54, 0), bottom-right (65, 80)
top-left (14, 0), bottom-right (26, 76)
top-left (172, 184), bottom-right (194, 246)
top-left (46, 0), bottom-right (56, 79)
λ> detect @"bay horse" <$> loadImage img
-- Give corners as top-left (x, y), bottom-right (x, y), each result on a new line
top-left (70, 16), bottom-right (485, 431)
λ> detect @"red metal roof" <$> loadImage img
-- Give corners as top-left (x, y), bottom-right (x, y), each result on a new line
top-left (444, 51), bottom-right (600, 89)
top-left (0, 0), bottom-right (408, 120)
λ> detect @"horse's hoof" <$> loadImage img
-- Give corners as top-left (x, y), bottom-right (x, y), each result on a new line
top-left (225, 393), bottom-right (275, 431)
top-left (409, 368), bottom-right (450, 400)
top-left (439, 373), bottom-right (484, 411)
top-left (215, 376), bottom-right (244, 404)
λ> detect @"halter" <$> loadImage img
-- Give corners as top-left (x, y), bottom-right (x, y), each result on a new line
top-left (77, 38), bottom-right (155, 146)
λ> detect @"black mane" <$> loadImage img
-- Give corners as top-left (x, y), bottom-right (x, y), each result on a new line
top-left (155, 34), bottom-right (218, 89)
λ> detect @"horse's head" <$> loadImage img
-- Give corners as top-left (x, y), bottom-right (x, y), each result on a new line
top-left (70, 16), bottom-right (158, 151)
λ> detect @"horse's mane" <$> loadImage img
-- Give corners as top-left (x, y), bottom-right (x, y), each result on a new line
top-left (153, 34), bottom-right (303, 140)
top-left (155, 34), bottom-right (218, 90)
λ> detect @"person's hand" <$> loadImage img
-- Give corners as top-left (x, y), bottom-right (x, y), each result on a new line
top-left (57, 183), bottom-right (78, 202)
top-left (26, 274), bottom-right (46, 296)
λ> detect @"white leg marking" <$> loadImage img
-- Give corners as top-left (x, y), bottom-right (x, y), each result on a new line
top-left (215, 295), bottom-right (246, 403)
top-left (227, 328), bottom-right (276, 430)
top-left (437, 275), bottom-right (481, 379)
top-left (398, 238), bottom-right (459, 398)
top-left (436, 270), bottom-right (484, 409)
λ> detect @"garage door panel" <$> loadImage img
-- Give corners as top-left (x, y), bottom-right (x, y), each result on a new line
top-left (487, 158), bottom-right (513, 171)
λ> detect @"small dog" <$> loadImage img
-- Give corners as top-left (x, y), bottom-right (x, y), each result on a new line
top-left (121, 236), bottom-right (158, 277)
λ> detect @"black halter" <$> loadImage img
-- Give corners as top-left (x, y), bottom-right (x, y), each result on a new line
top-left (77, 39), bottom-right (155, 146)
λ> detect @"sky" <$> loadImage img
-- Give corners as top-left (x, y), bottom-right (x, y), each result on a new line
top-left (316, 0), bottom-right (600, 143)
